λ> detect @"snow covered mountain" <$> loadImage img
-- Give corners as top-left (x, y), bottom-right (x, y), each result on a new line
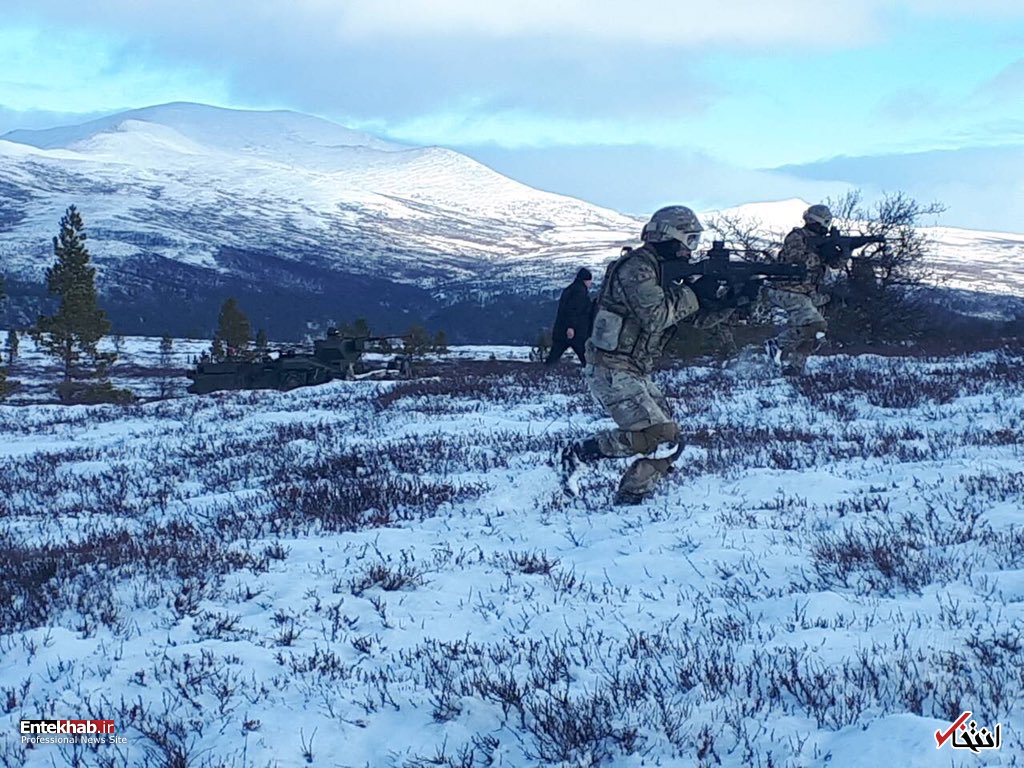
top-left (0, 103), bottom-right (1021, 341)
top-left (0, 103), bottom-right (638, 340)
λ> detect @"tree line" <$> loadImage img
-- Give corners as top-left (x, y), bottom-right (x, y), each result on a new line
top-left (0, 205), bottom-right (451, 402)
top-left (203, 297), bottom-right (449, 363)
top-left (0, 206), bottom-right (136, 403)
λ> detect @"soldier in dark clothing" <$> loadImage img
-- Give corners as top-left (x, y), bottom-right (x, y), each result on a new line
top-left (545, 268), bottom-right (594, 366)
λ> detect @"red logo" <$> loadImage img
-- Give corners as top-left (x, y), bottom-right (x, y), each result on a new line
top-left (936, 712), bottom-right (1003, 753)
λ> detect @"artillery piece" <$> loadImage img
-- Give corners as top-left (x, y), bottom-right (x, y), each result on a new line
top-left (186, 329), bottom-right (412, 394)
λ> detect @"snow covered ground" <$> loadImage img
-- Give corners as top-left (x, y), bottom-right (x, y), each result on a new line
top-left (1, 341), bottom-right (1023, 767)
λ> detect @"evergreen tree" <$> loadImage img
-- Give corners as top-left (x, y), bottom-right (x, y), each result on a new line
top-left (215, 298), bottom-right (251, 356)
top-left (159, 334), bottom-right (174, 366)
top-left (351, 317), bottom-right (371, 338)
top-left (158, 334), bottom-right (174, 398)
top-left (402, 324), bottom-right (432, 356)
top-left (31, 206), bottom-right (113, 381)
top-left (432, 330), bottom-right (448, 353)
top-left (255, 328), bottom-right (268, 355)
top-left (5, 329), bottom-right (18, 365)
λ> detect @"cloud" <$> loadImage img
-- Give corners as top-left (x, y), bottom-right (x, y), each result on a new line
top-left (0, 25), bottom-right (231, 117)
top-left (359, 108), bottom-right (723, 149)
top-left (62, 0), bottom-right (1024, 43)
top-left (462, 143), bottom-right (851, 217)
top-left (4, 0), bottom-right (884, 49)
top-left (902, 0), bottom-right (1024, 17)
top-left (775, 144), bottom-right (1024, 231)
top-left (0, 106), bottom-right (112, 136)
top-left (335, 0), bottom-right (879, 47)
top-left (2, 1), bottom-right (1020, 143)
top-left (873, 88), bottom-right (949, 124)
top-left (2, 4), bottom-right (726, 124)
top-left (974, 58), bottom-right (1024, 103)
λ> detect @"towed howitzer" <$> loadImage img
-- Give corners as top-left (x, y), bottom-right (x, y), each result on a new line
top-left (808, 227), bottom-right (886, 268)
top-left (186, 329), bottom-right (412, 395)
top-left (661, 241), bottom-right (808, 308)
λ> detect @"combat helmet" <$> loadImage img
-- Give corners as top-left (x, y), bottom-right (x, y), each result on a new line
top-left (641, 206), bottom-right (703, 250)
top-left (803, 204), bottom-right (833, 232)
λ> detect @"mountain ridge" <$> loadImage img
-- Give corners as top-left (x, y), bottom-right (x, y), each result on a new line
top-left (0, 103), bottom-right (1021, 341)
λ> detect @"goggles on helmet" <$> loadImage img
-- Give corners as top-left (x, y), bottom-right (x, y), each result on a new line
top-left (681, 232), bottom-right (702, 250)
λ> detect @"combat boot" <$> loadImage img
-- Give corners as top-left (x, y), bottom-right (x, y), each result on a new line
top-left (613, 488), bottom-right (646, 506)
top-left (613, 456), bottom-right (676, 506)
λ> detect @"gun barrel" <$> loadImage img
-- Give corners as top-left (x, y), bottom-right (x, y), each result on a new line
top-left (661, 256), bottom-right (806, 287)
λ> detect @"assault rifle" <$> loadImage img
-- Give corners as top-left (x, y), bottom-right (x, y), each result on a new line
top-left (808, 227), bottom-right (886, 267)
top-left (660, 241), bottom-right (807, 307)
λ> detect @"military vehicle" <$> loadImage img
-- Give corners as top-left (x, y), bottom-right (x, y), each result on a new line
top-left (186, 329), bottom-right (412, 394)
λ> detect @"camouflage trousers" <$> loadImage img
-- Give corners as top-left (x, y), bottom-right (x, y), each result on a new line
top-left (766, 288), bottom-right (827, 374)
top-left (581, 364), bottom-right (681, 502)
top-left (694, 307), bottom-right (738, 358)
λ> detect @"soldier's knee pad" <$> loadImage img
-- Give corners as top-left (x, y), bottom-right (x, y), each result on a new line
top-left (628, 422), bottom-right (680, 455)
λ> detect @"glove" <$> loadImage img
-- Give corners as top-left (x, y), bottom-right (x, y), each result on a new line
top-left (817, 243), bottom-right (845, 268)
top-left (690, 277), bottom-right (733, 312)
top-left (738, 279), bottom-right (763, 304)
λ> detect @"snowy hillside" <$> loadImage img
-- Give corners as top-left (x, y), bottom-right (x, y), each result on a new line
top-left (0, 103), bottom-right (1021, 341)
top-left (0, 103), bottom-right (641, 341)
top-left (0, 102), bottom-right (637, 285)
top-left (1, 342), bottom-right (1023, 767)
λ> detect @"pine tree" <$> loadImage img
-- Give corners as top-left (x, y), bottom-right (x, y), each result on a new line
top-left (158, 334), bottom-right (174, 398)
top-left (159, 334), bottom-right (174, 366)
top-left (216, 298), bottom-right (251, 357)
top-left (351, 317), bottom-right (371, 338)
top-left (432, 330), bottom-right (448, 353)
top-left (403, 325), bottom-right (432, 356)
top-left (31, 206), bottom-right (113, 381)
top-left (255, 328), bottom-right (268, 355)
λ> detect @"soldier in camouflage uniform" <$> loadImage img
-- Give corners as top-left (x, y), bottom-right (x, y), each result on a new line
top-left (560, 206), bottom-right (735, 506)
top-left (764, 204), bottom-right (833, 377)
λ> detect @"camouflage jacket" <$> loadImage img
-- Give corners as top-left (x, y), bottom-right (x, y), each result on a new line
top-left (586, 244), bottom-right (699, 375)
top-left (777, 226), bottom-right (825, 295)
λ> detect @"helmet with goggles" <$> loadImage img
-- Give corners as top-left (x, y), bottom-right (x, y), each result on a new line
top-left (641, 206), bottom-right (703, 250)
top-left (803, 204), bottom-right (833, 232)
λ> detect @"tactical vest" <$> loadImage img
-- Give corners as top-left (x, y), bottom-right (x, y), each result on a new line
top-left (589, 245), bottom-right (694, 373)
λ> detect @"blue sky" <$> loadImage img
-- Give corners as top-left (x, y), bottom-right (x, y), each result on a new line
top-left (1, 1), bottom-right (1022, 229)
